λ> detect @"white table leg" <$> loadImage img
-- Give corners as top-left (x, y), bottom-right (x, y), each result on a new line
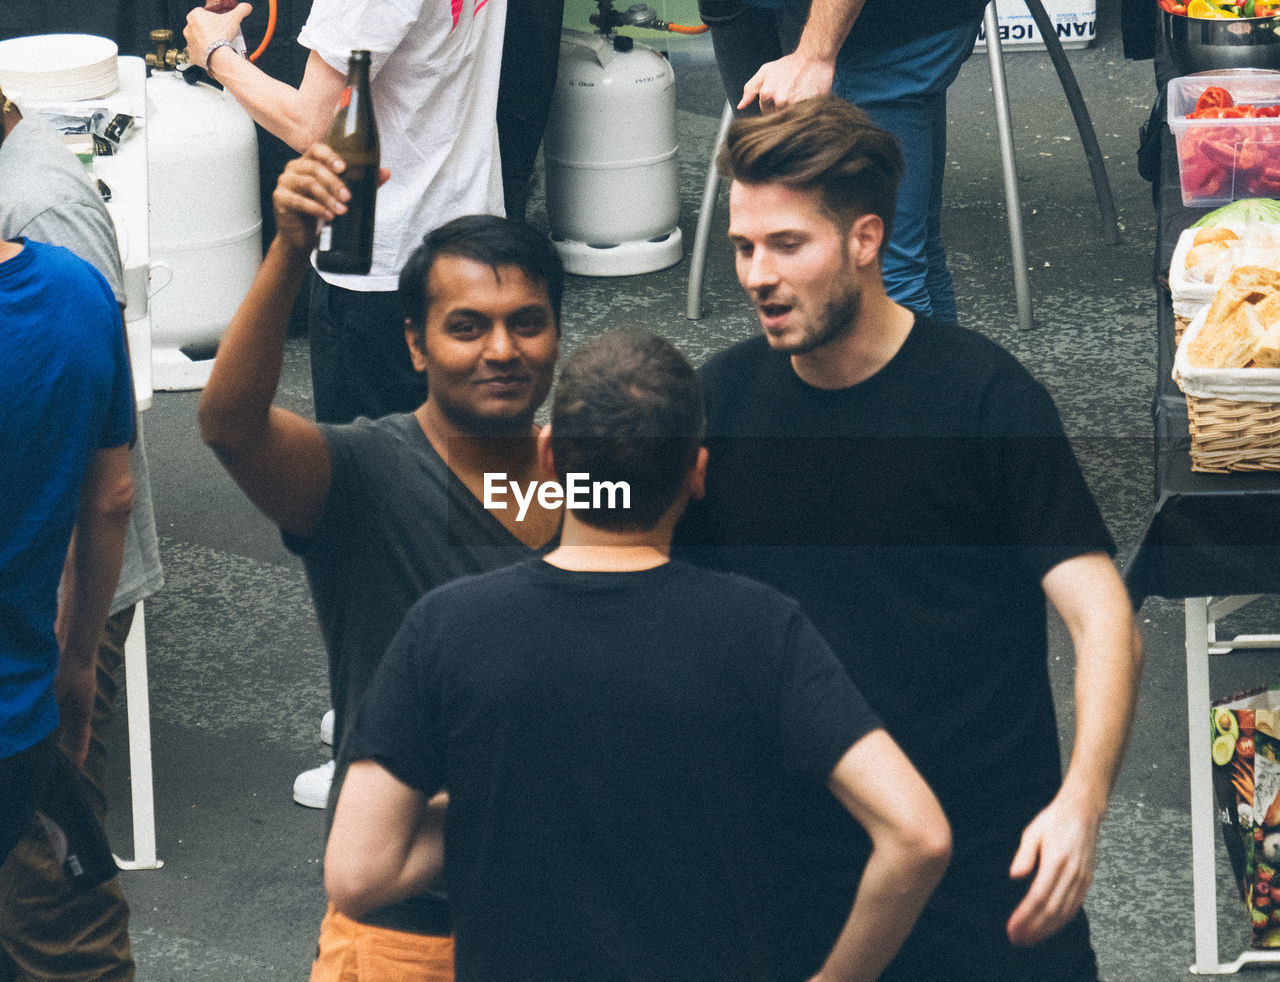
top-left (1187, 596), bottom-right (1219, 973)
top-left (114, 600), bottom-right (162, 870)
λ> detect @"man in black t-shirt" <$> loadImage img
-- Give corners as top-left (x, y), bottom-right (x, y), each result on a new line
top-left (674, 97), bottom-right (1143, 981)
top-left (326, 330), bottom-right (952, 982)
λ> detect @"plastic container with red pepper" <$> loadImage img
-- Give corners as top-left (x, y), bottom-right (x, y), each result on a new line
top-left (1169, 71), bottom-right (1280, 207)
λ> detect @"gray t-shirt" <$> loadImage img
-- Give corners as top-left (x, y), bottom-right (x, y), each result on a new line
top-left (285, 412), bottom-right (558, 931)
top-left (0, 114), bottom-right (162, 613)
top-left (286, 412), bottom-right (552, 764)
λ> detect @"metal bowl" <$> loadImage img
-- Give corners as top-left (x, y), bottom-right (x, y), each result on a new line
top-left (1163, 8), bottom-right (1280, 74)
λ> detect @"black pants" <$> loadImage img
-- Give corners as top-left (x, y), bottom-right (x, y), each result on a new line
top-left (307, 273), bottom-right (428, 426)
top-left (496, 0), bottom-right (565, 223)
top-left (0, 735), bottom-right (56, 868)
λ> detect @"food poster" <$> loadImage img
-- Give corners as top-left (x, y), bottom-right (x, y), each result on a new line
top-left (1213, 688), bottom-right (1280, 947)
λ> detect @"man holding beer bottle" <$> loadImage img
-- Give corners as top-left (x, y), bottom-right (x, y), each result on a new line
top-left (200, 144), bottom-right (565, 981)
top-left (185, 0), bottom-right (509, 809)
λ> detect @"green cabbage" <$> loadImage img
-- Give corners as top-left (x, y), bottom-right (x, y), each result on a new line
top-left (1191, 198), bottom-right (1280, 227)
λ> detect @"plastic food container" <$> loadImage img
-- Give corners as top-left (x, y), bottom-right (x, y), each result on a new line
top-left (1169, 71), bottom-right (1280, 207)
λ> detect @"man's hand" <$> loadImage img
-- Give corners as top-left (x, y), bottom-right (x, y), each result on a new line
top-left (1006, 788), bottom-right (1102, 947)
top-left (739, 52), bottom-right (836, 113)
top-left (184, 3), bottom-right (252, 70)
top-left (53, 659), bottom-right (95, 768)
top-left (272, 144), bottom-right (389, 255)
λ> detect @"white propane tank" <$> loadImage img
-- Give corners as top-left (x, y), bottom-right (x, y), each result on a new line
top-left (146, 67), bottom-right (261, 390)
top-left (543, 30), bottom-right (682, 276)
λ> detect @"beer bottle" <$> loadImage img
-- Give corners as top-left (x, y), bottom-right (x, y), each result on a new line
top-left (316, 50), bottom-right (379, 275)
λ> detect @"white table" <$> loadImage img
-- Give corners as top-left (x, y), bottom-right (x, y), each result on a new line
top-left (89, 55), bottom-right (163, 872)
top-left (1185, 596), bottom-right (1280, 973)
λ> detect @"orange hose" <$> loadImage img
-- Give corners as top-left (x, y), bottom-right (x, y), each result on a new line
top-left (665, 21), bottom-right (709, 33)
top-left (248, 0), bottom-right (277, 62)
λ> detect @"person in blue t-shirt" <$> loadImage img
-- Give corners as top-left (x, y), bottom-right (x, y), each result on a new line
top-left (0, 228), bottom-right (134, 866)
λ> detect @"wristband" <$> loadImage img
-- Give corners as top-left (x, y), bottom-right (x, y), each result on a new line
top-left (204, 37), bottom-right (241, 74)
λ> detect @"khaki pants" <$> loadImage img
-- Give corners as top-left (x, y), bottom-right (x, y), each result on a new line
top-left (311, 907), bottom-right (454, 982)
top-left (0, 608), bottom-right (135, 982)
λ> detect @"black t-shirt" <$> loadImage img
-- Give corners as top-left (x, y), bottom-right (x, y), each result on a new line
top-left (676, 315), bottom-right (1114, 858)
top-left (348, 558), bottom-right (880, 982)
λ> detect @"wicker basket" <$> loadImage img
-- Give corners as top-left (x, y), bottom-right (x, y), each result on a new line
top-left (1176, 313), bottom-right (1191, 345)
top-left (1185, 396), bottom-right (1280, 473)
top-left (1174, 309), bottom-right (1280, 473)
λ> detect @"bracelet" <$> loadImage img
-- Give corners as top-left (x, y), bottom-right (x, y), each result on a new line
top-left (203, 38), bottom-right (241, 74)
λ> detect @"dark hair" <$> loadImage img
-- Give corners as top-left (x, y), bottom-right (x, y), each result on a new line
top-left (398, 215), bottom-right (565, 329)
top-left (550, 331), bottom-right (704, 532)
top-left (719, 95), bottom-right (904, 250)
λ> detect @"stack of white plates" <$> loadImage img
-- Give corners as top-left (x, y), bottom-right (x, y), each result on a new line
top-left (0, 34), bottom-right (119, 104)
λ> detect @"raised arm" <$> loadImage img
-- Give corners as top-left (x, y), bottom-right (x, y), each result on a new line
top-left (1005, 551), bottom-right (1142, 946)
top-left (739, 0), bottom-right (866, 113)
top-left (325, 760), bottom-right (447, 918)
top-left (55, 444), bottom-right (133, 767)
top-left (811, 729), bottom-right (951, 982)
top-left (184, 5), bottom-right (345, 153)
top-left (198, 144), bottom-right (357, 537)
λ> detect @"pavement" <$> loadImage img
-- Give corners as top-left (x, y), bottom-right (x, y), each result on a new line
top-left (98, 3), bottom-right (1280, 978)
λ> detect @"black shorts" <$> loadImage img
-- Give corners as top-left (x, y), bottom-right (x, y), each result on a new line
top-left (0, 734), bottom-right (57, 866)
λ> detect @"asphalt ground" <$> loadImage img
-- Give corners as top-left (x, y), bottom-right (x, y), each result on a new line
top-left (95, 4), bottom-right (1280, 977)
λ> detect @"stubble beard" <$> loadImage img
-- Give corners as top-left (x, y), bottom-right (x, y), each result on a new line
top-left (781, 281), bottom-right (862, 356)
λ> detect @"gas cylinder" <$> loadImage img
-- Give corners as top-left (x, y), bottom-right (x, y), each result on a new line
top-left (543, 30), bottom-right (681, 276)
top-left (145, 30), bottom-right (260, 389)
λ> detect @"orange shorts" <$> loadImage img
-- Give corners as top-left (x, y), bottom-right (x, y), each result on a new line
top-left (310, 905), bottom-right (454, 982)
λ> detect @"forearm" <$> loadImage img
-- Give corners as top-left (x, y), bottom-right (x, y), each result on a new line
top-left (818, 732), bottom-right (951, 982)
top-left (206, 50), bottom-right (330, 153)
top-left (199, 235), bottom-right (310, 456)
top-left (813, 842), bottom-right (945, 982)
top-left (326, 762), bottom-right (446, 918)
top-left (794, 0), bottom-right (867, 63)
top-left (328, 793), bottom-right (447, 918)
top-left (1061, 609), bottom-right (1143, 814)
top-left (739, 0), bottom-right (867, 109)
top-left (57, 453), bottom-right (133, 681)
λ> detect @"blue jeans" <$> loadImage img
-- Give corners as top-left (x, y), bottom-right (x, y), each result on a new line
top-left (831, 23), bottom-right (979, 323)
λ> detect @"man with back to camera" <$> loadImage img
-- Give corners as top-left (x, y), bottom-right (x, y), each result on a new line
top-left (674, 95), bottom-right (1143, 981)
top-left (0, 114), bottom-right (135, 926)
top-left (324, 328), bottom-right (952, 982)
top-left (198, 144), bottom-right (562, 979)
top-left (0, 83), bottom-right (164, 982)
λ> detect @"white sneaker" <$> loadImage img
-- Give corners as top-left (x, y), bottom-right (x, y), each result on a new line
top-left (320, 708), bottom-right (335, 746)
top-left (293, 759), bottom-right (335, 809)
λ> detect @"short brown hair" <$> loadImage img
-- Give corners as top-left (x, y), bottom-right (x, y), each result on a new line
top-left (719, 95), bottom-right (904, 248)
top-left (550, 331), bottom-right (703, 532)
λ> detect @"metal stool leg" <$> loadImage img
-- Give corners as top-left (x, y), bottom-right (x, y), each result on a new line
top-left (985, 2), bottom-right (1034, 332)
top-left (1024, 0), bottom-right (1120, 244)
top-left (686, 99), bottom-right (736, 321)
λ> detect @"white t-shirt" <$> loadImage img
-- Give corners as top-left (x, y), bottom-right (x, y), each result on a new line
top-left (300, 0), bottom-right (507, 292)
